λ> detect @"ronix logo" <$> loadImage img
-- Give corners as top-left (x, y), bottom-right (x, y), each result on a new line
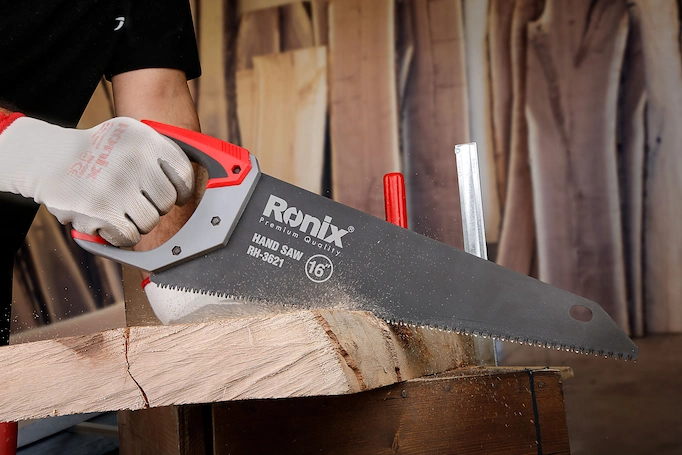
top-left (262, 195), bottom-right (349, 247)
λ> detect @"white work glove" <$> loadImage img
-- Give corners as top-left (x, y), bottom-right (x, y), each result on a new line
top-left (0, 115), bottom-right (194, 246)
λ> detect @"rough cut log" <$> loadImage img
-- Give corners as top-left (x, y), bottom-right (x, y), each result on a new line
top-left (0, 310), bottom-right (476, 423)
top-left (631, 0), bottom-right (682, 333)
top-left (328, 0), bottom-right (401, 219)
top-left (487, 0), bottom-right (517, 210)
top-left (495, 0), bottom-right (544, 275)
top-left (280, 2), bottom-right (314, 51)
top-left (403, 0), bottom-right (469, 248)
top-left (213, 367), bottom-right (572, 455)
top-left (525, 0), bottom-right (630, 330)
top-left (237, 47), bottom-right (327, 193)
top-left (617, 11), bottom-right (646, 336)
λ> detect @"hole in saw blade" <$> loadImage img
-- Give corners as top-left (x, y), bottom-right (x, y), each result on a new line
top-left (569, 305), bottom-right (593, 322)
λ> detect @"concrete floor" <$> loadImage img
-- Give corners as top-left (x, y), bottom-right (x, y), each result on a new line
top-left (500, 334), bottom-right (682, 454)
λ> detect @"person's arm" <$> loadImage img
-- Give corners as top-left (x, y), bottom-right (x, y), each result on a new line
top-left (111, 67), bottom-right (207, 252)
top-left (0, 109), bottom-right (194, 246)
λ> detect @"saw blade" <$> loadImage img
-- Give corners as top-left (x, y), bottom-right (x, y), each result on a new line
top-left (150, 174), bottom-right (638, 361)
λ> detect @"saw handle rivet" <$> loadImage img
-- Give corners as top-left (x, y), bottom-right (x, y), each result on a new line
top-left (401, 390), bottom-right (407, 398)
top-left (211, 216), bottom-right (221, 226)
top-left (537, 382), bottom-right (545, 388)
top-left (232, 165), bottom-right (241, 175)
top-left (172, 246), bottom-right (182, 256)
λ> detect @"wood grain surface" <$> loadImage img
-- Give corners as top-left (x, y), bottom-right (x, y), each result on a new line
top-left (0, 310), bottom-right (475, 423)
top-left (238, 47), bottom-right (327, 193)
top-left (617, 9), bottom-right (646, 336)
top-left (328, 0), bottom-right (401, 219)
top-left (280, 2), bottom-right (314, 51)
top-left (525, 0), bottom-right (630, 330)
top-left (495, 0), bottom-right (544, 275)
top-left (632, 0), bottom-right (682, 332)
top-left (402, 0), bottom-right (469, 248)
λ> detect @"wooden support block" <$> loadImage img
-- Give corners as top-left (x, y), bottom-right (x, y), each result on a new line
top-left (402, 0), bottom-right (469, 249)
top-left (0, 310), bottom-right (475, 423)
top-left (328, 0), bottom-right (401, 219)
top-left (525, 0), bottom-right (630, 329)
top-left (212, 367), bottom-right (571, 454)
top-left (118, 405), bottom-right (210, 455)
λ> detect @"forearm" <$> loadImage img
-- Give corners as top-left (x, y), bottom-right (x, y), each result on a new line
top-left (112, 68), bottom-right (200, 131)
top-left (112, 68), bottom-right (205, 252)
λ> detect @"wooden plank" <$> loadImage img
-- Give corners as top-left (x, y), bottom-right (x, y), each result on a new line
top-left (235, 7), bottom-right (280, 71)
top-left (235, 69), bottom-right (256, 150)
top-left (311, 0), bottom-right (329, 46)
top-left (632, 0), bottom-right (682, 332)
top-left (238, 0), bottom-right (295, 15)
top-left (239, 47), bottom-right (327, 193)
top-left (487, 0), bottom-right (517, 211)
top-left (397, 0), bottom-right (415, 108)
top-left (329, 0), bottom-right (400, 219)
top-left (197, 0), bottom-right (229, 140)
top-left (402, 0), bottom-right (469, 248)
top-left (463, 0), bottom-right (500, 244)
top-left (617, 11), bottom-right (646, 336)
top-left (495, 0), bottom-right (544, 274)
top-left (0, 310), bottom-right (475, 422)
top-left (213, 367), bottom-right (570, 454)
top-left (280, 2), bottom-right (314, 51)
top-left (525, 0), bottom-right (630, 329)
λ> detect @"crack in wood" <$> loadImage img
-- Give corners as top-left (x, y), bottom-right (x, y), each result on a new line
top-left (124, 328), bottom-right (149, 408)
top-left (312, 311), bottom-right (367, 390)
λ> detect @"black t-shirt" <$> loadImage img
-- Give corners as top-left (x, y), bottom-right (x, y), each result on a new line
top-left (0, 0), bottom-right (202, 127)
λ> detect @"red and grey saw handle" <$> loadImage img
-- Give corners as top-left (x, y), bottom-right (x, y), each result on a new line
top-left (71, 120), bottom-right (262, 273)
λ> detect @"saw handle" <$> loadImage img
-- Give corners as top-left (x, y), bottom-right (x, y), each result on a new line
top-left (140, 120), bottom-right (252, 188)
top-left (71, 121), bottom-right (261, 273)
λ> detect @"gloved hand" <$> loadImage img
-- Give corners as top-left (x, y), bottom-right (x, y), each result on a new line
top-left (0, 115), bottom-right (194, 246)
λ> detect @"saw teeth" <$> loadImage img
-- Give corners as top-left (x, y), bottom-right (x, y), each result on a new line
top-left (152, 281), bottom-right (636, 361)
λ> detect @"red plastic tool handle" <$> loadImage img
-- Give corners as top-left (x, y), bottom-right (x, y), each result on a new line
top-left (383, 172), bottom-right (408, 229)
top-left (141, 120), bottom-right (252, 188)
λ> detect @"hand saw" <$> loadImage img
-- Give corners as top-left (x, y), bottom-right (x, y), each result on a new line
top-left (72, 121), bottom-right (638, 361)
